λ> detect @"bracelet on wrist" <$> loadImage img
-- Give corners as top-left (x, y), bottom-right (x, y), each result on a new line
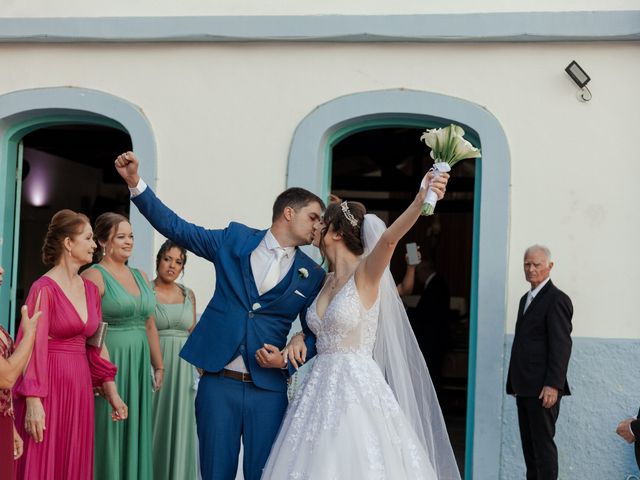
top-left (154, 367), bottom-right (164, 372)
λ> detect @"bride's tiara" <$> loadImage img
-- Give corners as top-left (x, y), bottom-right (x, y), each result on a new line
top-left (340, 201), bottom-right (359, 228)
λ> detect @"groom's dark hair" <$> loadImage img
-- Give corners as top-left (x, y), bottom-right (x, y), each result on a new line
top-left (272, 188), bottom-right (325, 222)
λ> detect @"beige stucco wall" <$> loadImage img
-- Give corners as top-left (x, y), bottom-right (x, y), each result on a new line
top-left (0, 40), bottom-right (638, 338)
top-left (1, 0), bottom-right (638, 16)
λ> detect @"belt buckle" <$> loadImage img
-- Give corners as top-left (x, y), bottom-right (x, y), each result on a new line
top-left (241, 372), bottom-right (252, 383)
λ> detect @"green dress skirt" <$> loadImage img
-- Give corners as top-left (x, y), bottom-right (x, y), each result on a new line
top-left (92, 265), bottom-right (156, 480)
top-left (152, 283), bottom-right (198, 480)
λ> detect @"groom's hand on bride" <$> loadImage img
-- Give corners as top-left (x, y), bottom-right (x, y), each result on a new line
top-left (255, 344), bottom-right (287, 369)
top-left (114, 151), bottom-right (141, 188)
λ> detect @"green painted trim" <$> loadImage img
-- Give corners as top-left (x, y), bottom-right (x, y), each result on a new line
top-left (9, 143), bottom-right (23, 335)
top-left (327, 118), bottom-right (427, 147)
top-left (5, 115), bottom-right (124, 140)
top-left (464, 158), bottom-right (482, 479)
top-left (0, 138), bottom-right (22, 332)
top-left (0, 11), bottom-right (637, 43)
top-left (328, 117), bottom-right (481, 148)
top-left (321, 145), bottom-right (332, 207)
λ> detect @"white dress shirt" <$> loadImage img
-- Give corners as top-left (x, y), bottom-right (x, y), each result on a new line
top-left (128, 178), bottom-right (147, 197)
top-left (228, 232), bottom-right (295, 372)
top-left (130, 179), bottom-right (295, 372)
top-left (524, 276), bottom-right (551, 312)
top-left (250, 230), bottom-right (296, 294)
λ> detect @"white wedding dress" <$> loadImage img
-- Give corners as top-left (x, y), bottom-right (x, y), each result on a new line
top-left (261, 274), bottom-right (438, 479)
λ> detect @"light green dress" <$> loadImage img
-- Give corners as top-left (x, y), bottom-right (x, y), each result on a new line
top-left (151, 283), bottom-right (197, 480)
top-left (92, 265), bottom-right (156, 480)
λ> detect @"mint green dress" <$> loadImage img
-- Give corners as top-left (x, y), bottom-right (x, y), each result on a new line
top-left (92, 265), bottom-right (156, 480)
top-left (151, 283), bottom-right (198, 480)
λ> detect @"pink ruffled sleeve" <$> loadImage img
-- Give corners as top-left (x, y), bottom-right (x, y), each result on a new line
top-left (86, 287), bottom-right (117, 387)
top-left (13, 283), bottom-right (51, 398)
top-left (86, 346), bottom-right (117, 387)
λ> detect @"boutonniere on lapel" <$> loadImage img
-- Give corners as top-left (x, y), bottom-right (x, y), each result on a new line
top-left (298, 267), bottom-right (309, 279)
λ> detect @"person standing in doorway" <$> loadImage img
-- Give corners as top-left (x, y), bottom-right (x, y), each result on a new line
top-left (507, 245), bottom-right (573, 480)
top-left (408, 257), bottom-right (451, 391)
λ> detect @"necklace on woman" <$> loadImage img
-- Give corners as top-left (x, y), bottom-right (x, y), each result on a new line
top-left (101, 260), bottom-right (126, 278)
top-left (329, 273), bottom-right (351, 291)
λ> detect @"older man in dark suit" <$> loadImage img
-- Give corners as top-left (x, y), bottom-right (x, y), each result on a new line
top-left (507, 245), bottom-right (573, 480)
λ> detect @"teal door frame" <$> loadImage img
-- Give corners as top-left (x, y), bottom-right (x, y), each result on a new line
top-left (286, 89), bottom-right (509, 480)
top-left (0, 87), bottom-right (157, 334)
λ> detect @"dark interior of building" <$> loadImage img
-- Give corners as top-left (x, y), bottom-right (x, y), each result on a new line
top-left (15, 124), bottom-right (132, 320)
top-left (332, 126), bottom-right (477, 473)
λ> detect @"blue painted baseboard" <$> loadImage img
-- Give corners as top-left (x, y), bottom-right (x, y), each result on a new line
top-left (501, 336), bottom-right (640, 479)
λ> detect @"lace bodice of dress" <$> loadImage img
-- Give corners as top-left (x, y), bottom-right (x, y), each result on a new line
top-left (307, 274), bottom-right (380, 356)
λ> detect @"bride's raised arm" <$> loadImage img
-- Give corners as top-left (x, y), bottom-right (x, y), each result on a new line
top-left (357, 171), bottom-right (449, 292)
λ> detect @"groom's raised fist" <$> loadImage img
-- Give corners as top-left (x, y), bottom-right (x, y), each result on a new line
top-left (114, 151), bottom-right (141, 188)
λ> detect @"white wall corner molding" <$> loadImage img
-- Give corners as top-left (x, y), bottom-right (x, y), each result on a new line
top-left (0, 11), bottom-right (638, 43)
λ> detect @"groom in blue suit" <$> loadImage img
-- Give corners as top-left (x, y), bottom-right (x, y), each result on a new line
top-left (115, 152), bottom-right (325, 480)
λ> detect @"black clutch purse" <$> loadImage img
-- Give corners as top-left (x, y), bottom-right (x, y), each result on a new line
top-left (87, 322), bottom-right (108, 348)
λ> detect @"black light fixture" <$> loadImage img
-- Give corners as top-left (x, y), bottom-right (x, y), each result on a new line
top-left (565, 60), bottom-right (592, 102)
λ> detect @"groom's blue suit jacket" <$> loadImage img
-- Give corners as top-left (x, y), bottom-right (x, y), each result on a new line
top-left (132, 187), bottom-right (325, 392)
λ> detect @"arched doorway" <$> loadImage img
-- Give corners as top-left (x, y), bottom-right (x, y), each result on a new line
top-left (0, 87), bottom-right (157, 334)
top-left (287, 89), bottom-right (510, 480)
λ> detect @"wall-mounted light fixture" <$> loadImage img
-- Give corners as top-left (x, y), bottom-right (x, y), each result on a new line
top-left (565, 60), bottom-right (592, 102)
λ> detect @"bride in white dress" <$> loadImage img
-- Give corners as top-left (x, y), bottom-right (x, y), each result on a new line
top-left (261, 173), bottom-right (461, 480)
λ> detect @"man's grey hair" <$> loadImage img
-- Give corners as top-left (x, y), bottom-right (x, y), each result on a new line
top-left (524, 244), bottom-right (552, 263)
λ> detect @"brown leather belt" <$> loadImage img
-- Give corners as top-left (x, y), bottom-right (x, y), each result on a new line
top-left (205, 369), bottom-right (253, 383)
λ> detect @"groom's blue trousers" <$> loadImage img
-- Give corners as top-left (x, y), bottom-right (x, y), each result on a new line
top-left (195, 372), bottom-right (288, 480)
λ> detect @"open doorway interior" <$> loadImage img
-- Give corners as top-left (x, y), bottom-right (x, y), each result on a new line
top-left (15, 124), bottom-right (132, 325)
top-left (331, 126), bottom-right (476, 474)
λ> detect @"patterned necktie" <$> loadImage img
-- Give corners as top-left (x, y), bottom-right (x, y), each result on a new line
top-left (524, 291), bottom-right (533, 313)
top-left (259, 249), bottom-right (286, 295)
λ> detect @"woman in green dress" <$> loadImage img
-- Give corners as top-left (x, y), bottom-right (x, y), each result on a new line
top-left (151, 240), bottom-right (198, 480)
top-left (82, 212), bottom-right (163, 480)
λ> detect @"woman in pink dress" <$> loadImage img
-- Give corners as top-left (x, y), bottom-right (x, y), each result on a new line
top-left (13, 209), bottom-right (128, 480)
top-left (0, 265), bottom-right (40, 479)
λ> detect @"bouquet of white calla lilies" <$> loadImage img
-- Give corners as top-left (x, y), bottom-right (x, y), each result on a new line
top-left (419, 124), bottom-right (481, 215)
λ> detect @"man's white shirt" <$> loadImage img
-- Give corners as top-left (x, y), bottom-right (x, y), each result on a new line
top-left (524, 276), bottom-right (551, 312)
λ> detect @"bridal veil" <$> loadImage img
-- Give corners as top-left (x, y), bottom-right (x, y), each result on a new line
top-left (362, 213), bottom-right (461, 480)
